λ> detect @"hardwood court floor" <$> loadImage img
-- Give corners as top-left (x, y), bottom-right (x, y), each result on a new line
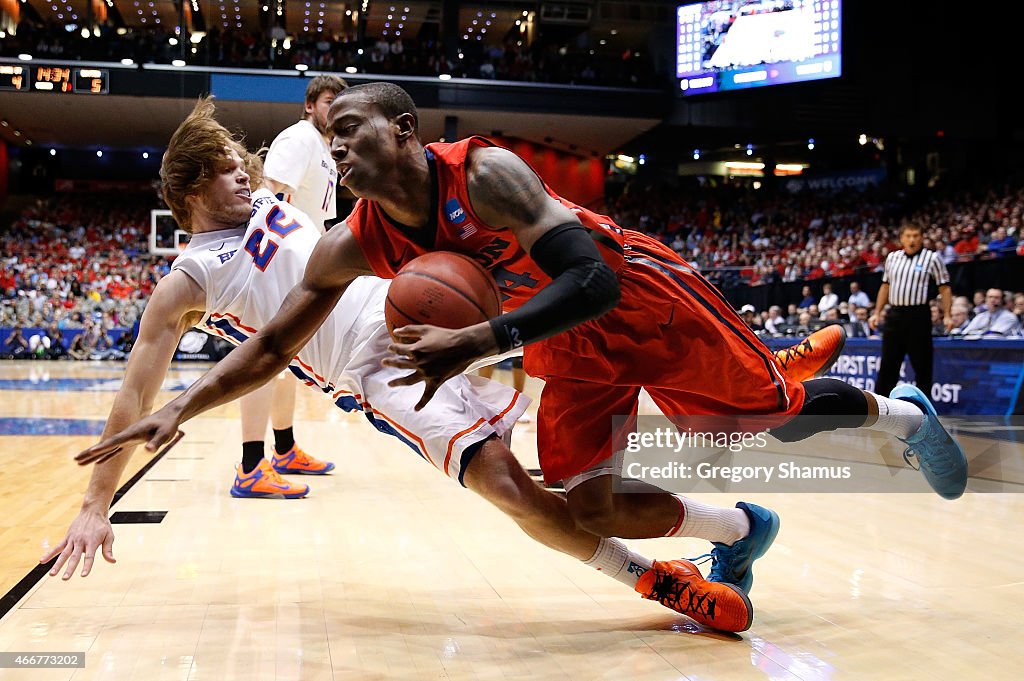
top-left (0, 361), bottom-right (1021, 680)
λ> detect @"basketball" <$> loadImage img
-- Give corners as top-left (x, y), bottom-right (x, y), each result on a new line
top-left (385, 252), bottom-right (502, 340)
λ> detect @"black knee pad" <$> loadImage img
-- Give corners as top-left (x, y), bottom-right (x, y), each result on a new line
top-left (771, 378), bottom-right (868, 442)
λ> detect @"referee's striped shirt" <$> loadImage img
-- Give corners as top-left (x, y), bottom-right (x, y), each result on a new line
top-left (882, 248), bottom-right (949, 306)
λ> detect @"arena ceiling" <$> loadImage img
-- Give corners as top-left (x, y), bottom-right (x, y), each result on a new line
top-left (11, 0), bottom-right (657, 59)
top-left (21, 0), bottom-right (427, 39)
top-left (16, 1), bottom-right (545, 46)
top-left (0, 90), bottom-right (662, 156)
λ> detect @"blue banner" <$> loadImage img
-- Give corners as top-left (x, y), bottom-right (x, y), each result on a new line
top-left (211, 74), bottom-right (310, 103)
top-left (782, 168), bottom-right (887, 194)
top-left (766, 338), bottom-right (1024, 416)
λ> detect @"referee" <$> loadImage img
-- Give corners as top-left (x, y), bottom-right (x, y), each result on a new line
top-left (871, 222), bottom-right (952, 397)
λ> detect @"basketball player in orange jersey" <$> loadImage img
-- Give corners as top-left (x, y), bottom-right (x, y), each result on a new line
top-left (78, 83), bottom-right (966, 607)
top-left (57, 96), bottom-right (824, 634)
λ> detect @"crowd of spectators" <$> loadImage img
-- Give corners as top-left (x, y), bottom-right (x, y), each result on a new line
top-left (608, 180), bottom-right (1024, 291)
top-left (0, 19), bottom-right (660, 88)
top-left (3, 171), bottom-right (1024, 363)
top-left (605, 179), bottom-right (1024, 340)
top-left (1, 192), bottom-right (171, 360)
top-left (733, 284), bottom-right (1024, 341)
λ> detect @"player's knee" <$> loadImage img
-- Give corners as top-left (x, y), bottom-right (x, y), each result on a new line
top-left (568, 506), bottom-right (621, 537)
top-left (775, 378), bottom-right (869, 441)
top-left (565, 494), bottom-right (620, 537)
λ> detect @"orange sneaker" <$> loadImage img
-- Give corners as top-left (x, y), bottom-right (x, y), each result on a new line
top-left (773, 324), bottom-right (847, 382)
top-left (230, 459), bottom-right (309, 498)
top-left (271, 444), bottom-right (335, 475)
top-left (635, 559), bottom-right (753, 632)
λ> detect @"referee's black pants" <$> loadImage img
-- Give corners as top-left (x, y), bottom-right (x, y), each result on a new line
top-left (876, 304), bottom-right (933, 398)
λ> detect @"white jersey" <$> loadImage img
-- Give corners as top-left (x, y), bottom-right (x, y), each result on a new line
top-left (172, 189), bottom-right (382, 392)
top-left (171, 189), bottom-right (528, 483)
top-left (263, 119), bottom-right (337, 233)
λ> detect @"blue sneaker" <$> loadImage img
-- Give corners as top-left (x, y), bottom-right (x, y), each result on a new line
top-left (890, 384), bottom-right (968, 500)
top-left (702, 502), bottom-right (780, 594)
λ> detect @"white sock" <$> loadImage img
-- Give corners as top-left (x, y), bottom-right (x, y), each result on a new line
top-left (582, 538), bottom-right (654, 588)
top-left (665, 496), bottom-right (750, 546)
top-left (868, 394), bottom-right (924, 439)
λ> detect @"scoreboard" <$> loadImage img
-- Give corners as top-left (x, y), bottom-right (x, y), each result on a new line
top-left (0, 64), bottom-right (109, 94)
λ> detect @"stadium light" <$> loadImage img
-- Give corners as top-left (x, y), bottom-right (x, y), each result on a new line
top-left (439, 74), bottom-right (452, 80)
top-left (96, 150), bottom-right (103, 158)
top-left (295, 63), bottom-right (309, 71)
top-left (142, 152), bottom-right (150, 159)
top-left (345, 66), bottom-right (357, 74)
top-left (724, 161), bottom-right (765, 170)
top-left (121, 58), bottom-right (134, 65)
top-left (50, 149), bottom-right (56, 156)
top-left (172, 59), bottom-right (186, 67)
top-left (18, 53), bottom-right (32, 61)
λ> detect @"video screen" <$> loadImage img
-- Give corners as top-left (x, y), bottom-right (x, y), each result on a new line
top-left (676, 0), bottom-right (841, 95)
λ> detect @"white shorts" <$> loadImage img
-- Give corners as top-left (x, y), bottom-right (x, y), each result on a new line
top-left (289, 313), bottom-right (529, 486)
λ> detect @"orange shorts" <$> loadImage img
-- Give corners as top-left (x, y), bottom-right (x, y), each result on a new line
top-left (524, 232), bottom-right (805, 483)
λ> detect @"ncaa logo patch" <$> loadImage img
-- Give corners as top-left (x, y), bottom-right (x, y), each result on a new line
top-left (445, 198), bottom-right (467, 224)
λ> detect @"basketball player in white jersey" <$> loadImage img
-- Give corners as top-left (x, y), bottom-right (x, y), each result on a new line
top-left (43, 98), bottom-right (759, 632)
top-left (231, 75), bottom-right (348, 496)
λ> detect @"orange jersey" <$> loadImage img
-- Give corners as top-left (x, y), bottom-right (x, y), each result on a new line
top-left (344, 135), bottom-right (805, 482)
top-left (345, 136), bottom-right (626, 311)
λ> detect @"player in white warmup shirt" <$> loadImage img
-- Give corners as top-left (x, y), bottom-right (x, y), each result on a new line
top-left (43, 98), bottom-right (759, 633)
top-left (231, 75), bottom-right (348, 495)
top-left (263, 75), bottom-right (342, 233)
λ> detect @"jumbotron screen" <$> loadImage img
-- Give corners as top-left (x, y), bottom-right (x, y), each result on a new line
top-left (676, 0), bottom-right (842, 95)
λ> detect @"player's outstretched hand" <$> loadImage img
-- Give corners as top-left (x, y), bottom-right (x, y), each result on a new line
top-left (75, 415), bottom-right (185, 466)
top-left (384, 324), bottom-right (489, 410)
top-left (40, 509), bottom-right (116, 580)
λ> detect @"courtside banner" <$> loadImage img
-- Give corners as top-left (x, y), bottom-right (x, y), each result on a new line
top-left (763, 338), bottom-right (1024, 416)
top-left (610, 415), bottom-right (1023, 494)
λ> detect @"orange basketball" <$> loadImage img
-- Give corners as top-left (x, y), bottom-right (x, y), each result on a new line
top-left (385, 252), bottom-right (502, 340)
